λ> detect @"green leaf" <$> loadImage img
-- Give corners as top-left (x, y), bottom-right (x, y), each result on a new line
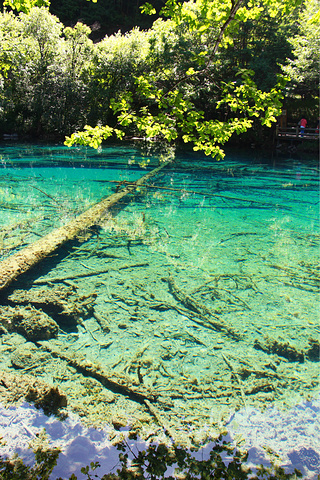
top-left (140, 2), bottom-right (156, 15)
top-left (186, 67), bottom-right (195, 76)
top-left (3, 0), bottom-right (50, 13)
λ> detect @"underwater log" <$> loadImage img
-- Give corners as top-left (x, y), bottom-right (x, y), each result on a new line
top-left (0, 163), bottom-right (169, 292)
top-left (164, 276), bottom-right (242, 340)
top-left (0, 370), bottom-right (67, 416)
top-left (38, 341), bottom-right (158, 404)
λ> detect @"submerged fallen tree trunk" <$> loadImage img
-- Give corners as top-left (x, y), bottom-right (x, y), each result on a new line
top-left (38, 341), bottom-right (159, 404)
top-left (0, 162), bottom-right (169, 292)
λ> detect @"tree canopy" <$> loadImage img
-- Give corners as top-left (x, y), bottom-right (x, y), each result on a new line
top-left (65, 0), bottom-right (305, 159)
top-left (282, 0), bottom-right (320, 106)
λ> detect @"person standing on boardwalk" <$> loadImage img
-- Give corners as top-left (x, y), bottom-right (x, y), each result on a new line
top-left (298, 117), bottom-right (307, 137)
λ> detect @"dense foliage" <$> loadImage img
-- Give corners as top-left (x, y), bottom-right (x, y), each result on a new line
top-left (64, 0), bottom-right (317, 159)
top-left (0, 0), bottom-right (165, 37)
top-left (282, 0), bottom-right (320, 119)
top-left (0, 7), bottom-right (93, 136)
top-left (0, 0), bottom-right (318, 154)
top-left (0, 435), bottom-right (304, 480)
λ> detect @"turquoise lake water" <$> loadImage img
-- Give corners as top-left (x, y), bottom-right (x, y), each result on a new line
top-left (0, 143), bottom-right (319, 477)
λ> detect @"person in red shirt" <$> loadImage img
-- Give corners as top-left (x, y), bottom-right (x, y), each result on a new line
top-left (299, 117), bottom-right (307, 137)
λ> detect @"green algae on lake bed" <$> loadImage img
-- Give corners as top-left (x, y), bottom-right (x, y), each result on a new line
top-left (0, 144), bottom-right (319, 446)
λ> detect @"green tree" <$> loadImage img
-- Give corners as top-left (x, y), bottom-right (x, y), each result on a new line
top-left (217, 8), bottom-right (299, 91)
top-left (85, 27), bottom-right (150, 127)
top-left (281, 0), bottom-right (320, 122)
top-left (14, 6), bottom-right (63, 135)
top-left (65, 0), bottom-right (302, 159)
top-left (0, 7), bottom-right (94, 136)
top-left (61, 22), bottom-right (93, 133)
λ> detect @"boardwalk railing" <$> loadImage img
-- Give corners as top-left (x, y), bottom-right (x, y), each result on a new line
top-left (276, 126), bottom-right (319, 140)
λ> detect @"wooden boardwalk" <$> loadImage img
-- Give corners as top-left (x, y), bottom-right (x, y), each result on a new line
top-left (276, 126), bottom-right (319, 141)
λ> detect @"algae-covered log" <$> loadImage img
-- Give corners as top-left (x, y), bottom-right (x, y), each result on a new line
top-left (0, 305), bottom-right (59, 341)
top-left (0, 163), bottom-right (168, 292)
top-left (38, 341), bottom-right (159, 404)
top-left (164, 276), bottom-right (242, 340)
top-left (0, 370), bottom-right (67, 416)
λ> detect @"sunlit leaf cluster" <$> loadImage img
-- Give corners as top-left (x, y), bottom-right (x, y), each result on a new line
top-left (3, 0), bottom-right (50, 14)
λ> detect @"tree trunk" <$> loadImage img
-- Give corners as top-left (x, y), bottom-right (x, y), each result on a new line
top-left (0, 162), bottom-right (168, 292)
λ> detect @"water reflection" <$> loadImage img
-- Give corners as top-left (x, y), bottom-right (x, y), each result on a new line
top-left (0, 394), bottom-right (319, 479)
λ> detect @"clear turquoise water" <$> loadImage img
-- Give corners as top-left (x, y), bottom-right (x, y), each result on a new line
top-left (0, 143), bottom-right (319, 474)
